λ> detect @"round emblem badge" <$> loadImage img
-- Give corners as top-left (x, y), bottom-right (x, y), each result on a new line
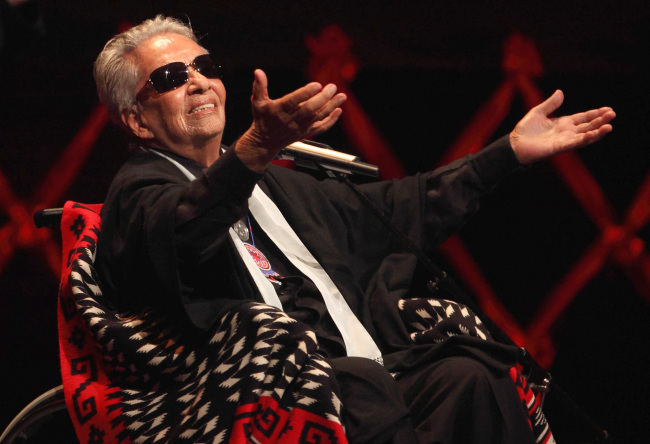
top-left (244, 243), bottom-right (271, 270)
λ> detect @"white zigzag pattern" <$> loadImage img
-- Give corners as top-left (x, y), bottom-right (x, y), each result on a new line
top-left (72, 238), bottom-right (343, 443)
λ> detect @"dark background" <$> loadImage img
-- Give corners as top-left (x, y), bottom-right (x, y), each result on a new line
top-left (1, 1), bottom-right (649, 442)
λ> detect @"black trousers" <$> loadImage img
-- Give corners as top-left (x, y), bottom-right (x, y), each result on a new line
top-left (331, 355), bottom-right (536, 444)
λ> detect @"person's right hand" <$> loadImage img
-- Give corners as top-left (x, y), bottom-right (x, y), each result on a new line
top-left (235, 69), bottom-right (347, 172)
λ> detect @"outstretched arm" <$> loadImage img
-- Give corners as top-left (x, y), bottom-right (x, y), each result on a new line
top-left (235, 69), bottom-right (347, 172)
top-left (509, 90), bottom-right (615, 165)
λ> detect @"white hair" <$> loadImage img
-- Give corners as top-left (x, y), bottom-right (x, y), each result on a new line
top-left (93, 15), bottom-right (203, 126)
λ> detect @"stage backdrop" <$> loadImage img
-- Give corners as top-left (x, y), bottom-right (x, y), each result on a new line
top-left (1, 1), bottom-right (648, 442)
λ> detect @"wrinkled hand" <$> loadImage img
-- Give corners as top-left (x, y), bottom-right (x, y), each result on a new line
top-left (236, 69), bottom-right (347, 172)
top-left (510, 90), bottom-right (615, 164)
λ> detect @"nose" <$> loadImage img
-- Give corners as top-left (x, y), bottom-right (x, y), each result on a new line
top-left (186, 67), bottom-right (211, 94)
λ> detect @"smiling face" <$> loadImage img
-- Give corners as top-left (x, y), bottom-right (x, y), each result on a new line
top-left (124, 33), bottom-right (226, 164)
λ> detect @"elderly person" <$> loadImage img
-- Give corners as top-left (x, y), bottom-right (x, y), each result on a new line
top-left (92, 15), bottom-right (614, 444)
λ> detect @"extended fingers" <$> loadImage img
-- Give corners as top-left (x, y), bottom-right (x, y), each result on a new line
top-left (559, 113), bottom-right (614, 150)
top-left (582, 122), bottom-right (613, 141)
top-left (574, 108), bottom-right (616, 133)
top-left (292, 89), bottom-right (346, 137)
top-left (566, 125), bottom-right (611, 151)
top-left (309, 107), bottom-right (344, 135)
top-left (280, 82), bottom-right (327, 111)
top-left (280, 83), bottom-right (346, 128)
top-left (572, 106), bottom-right (615, 124)
top-left (298, 86), bottom-right (346, 118)
top-left (282, 82), bottom-right (344, 117)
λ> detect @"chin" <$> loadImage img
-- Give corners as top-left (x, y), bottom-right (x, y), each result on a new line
top-left (190, 129), bottom-right (223, 144)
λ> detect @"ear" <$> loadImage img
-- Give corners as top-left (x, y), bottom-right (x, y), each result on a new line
top-left (121, 105), bottom-right (155, 140)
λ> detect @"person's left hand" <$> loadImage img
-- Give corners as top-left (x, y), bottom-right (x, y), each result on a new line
top-left (509, 90), bottom-right (616, 164)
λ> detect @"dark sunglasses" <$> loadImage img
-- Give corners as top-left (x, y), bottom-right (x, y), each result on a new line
top-left (143, 54), bottom-right (222, 94)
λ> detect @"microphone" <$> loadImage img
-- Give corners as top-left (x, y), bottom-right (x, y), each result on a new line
top-left (278, 140), bottom-right (379, 178)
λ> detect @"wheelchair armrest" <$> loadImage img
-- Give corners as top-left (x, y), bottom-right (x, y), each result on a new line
top-left (33, 208), bottom-right (63, 228)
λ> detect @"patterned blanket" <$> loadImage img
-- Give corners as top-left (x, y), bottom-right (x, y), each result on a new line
top-left (58, 202), bottom-right (347, 443)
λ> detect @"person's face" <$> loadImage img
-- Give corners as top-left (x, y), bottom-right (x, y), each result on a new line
top-left (126, 34), bottom-right (227, 154)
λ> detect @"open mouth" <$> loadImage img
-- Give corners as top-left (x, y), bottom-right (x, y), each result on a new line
top-left (189, 103), bottom-right (215, 114)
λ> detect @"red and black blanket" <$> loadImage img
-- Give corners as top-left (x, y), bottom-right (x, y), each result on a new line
top-left (58, 202), bottom-right (348, 443)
